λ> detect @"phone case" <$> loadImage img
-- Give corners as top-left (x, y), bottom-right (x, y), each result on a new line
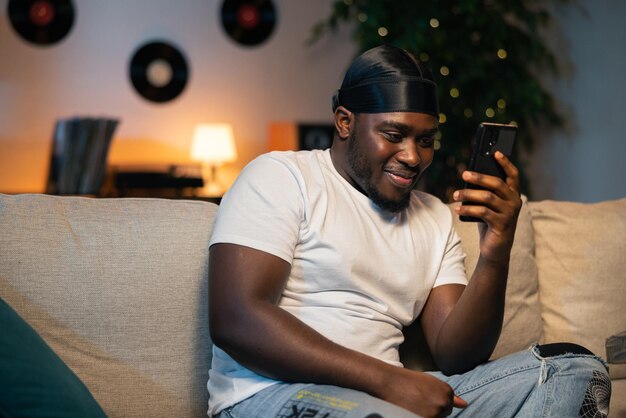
top-left (460, 123), bottom-right (517, 222)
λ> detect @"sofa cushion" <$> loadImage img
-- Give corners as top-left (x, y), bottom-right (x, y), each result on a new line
top-left (530, 198), bottom-right (626, 379)
top-left (0, 297), bottom-right (106, 418)
top-left (0, 194), bottom-right (218, 417)
top-left (451, 196), bottom-right (543, 359)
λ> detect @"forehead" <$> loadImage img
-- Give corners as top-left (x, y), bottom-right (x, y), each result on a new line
top-left (357, 112), bottom-right (438, 133)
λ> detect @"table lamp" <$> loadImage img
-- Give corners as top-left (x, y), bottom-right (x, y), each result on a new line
top-left (190, 123), bottom-right (237, 196)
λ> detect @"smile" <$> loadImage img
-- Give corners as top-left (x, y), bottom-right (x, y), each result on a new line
top-left (385, 170), bottom-right (416, 188)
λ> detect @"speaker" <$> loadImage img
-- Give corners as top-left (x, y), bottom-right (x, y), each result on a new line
top-left (268, 122), bottom-right (335, 151)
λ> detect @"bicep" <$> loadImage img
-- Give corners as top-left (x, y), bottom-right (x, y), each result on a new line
top-left (419, 284), bottom-right (465, 353)
top-left (209, 243), bottom-right (291, 330)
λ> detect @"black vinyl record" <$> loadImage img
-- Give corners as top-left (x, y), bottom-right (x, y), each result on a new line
top-left (7, 0), bottom-right (74, 46)
top-left (221, 0), bottom-right (277, 47)
top-left (129, 41), bottom-right (189, 103)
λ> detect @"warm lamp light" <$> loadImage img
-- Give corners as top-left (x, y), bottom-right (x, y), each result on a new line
top-left (190, 123), bottom-right (237, 196)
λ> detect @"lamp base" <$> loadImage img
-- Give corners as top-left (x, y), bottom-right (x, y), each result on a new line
top-left (197, 181), bottom-right (224, 197)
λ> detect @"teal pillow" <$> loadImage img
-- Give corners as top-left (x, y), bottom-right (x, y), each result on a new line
top-left (0, 297), bottom-right (107, 417)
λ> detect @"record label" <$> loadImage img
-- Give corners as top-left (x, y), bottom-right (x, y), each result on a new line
top-left (221, 0), bottom-right (277, 47)
top-left (8, 0), bottom-right (74, 46)
top-left (129, 41), bottom-right (189, 104)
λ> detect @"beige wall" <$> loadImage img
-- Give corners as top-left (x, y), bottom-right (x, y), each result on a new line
top-left (0, 0), bottom-right (355, 193)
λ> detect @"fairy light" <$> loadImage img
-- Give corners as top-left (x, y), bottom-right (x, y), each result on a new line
top-left (430, 18), bottom-right (440, 28)
top-left (464, 108), bottom-right (473, 118)
top-left (440, 66), bottom-right (450, 76)
top-left (485, 107), bottom-right (495, 118)
top-left (419, 52), bottom-right (429, 62)
top-left (497, 49), bottom-right (507, 59)
top-left (497, 99), bottom-right (506, 109)
top-left (378, 27), bottom-right (388, 37)
top-left (357, 13), bottom-right (367, 22)
top-left (434, 131), bottom-right (442, 150)
top-left (439, 113), bottom-right (447, 124)
top-left (449, 88), bottom-right (459, 98)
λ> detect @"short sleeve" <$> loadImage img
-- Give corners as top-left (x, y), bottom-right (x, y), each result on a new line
top-left (432, 213), bottom-right (468, 288)
top-left (209, 153), bottom-right (304, 263)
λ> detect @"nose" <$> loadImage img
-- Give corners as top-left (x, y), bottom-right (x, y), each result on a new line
top-left (397, 140), bottom-right (421, 167)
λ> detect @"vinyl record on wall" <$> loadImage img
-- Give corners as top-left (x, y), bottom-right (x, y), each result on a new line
top-left (128, 40), bottom-right (189, 103)
top-left (7, 0), bottom-right (75, 46)
top-left (221, 0), bottom-right (277, 47)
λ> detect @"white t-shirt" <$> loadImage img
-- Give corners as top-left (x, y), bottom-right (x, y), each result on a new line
top-left (207, 149), bottom-right (467, 414)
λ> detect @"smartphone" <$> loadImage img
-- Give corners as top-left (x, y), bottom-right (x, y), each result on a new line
top-left (460, 122), bottom-right (517, 222)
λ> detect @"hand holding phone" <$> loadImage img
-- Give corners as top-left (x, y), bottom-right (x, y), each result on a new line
top-left (460, 122), bottom-right (517, 222)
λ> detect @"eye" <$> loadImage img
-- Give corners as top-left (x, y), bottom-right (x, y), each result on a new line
top-left (382, 131), bottom-right (403, 142)
top-left (418, 136), bottom-right (435, 147)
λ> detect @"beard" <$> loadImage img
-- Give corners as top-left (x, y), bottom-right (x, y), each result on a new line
top-left (346, 129), bottom-right (412, 213)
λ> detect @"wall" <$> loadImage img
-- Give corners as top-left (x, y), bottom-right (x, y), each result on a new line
top-left (0, 0), bottom-right (356, 193)
top-left (1, 1), bottom-right (624, 202)
top-left (525, 0), bottom-right (626, 202)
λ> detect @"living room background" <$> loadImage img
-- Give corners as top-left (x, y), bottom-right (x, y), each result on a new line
top-left (0, 0), bottom-right (624, 202)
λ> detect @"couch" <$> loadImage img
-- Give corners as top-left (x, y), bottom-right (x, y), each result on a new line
top-left (0, 193), bottom-right (624, 417)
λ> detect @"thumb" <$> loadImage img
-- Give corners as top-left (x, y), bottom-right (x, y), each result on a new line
top-left (453, 395), bottom-right (468, 409)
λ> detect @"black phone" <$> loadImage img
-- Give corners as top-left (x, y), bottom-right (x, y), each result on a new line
top-left (460, 122), bottom-right (517, 222)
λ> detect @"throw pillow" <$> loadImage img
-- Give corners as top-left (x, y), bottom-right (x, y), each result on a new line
top-left (530, 198), bottom-right (626, 379)
top-left (0, 297), bottom-right (106, 418)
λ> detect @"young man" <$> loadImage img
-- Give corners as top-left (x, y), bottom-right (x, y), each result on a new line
top-left (207, 45), bottom-right (610, 418)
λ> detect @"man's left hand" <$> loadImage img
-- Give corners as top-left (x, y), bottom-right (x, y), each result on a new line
top-left (453, 151), bottom-right (522, 263)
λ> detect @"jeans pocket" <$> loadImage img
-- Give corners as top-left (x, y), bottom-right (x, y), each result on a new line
top-left (215, 406), bottom-right (234, 418)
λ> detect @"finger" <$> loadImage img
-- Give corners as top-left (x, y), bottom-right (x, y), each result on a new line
top-left (453, 395), bottom-right (468, 409)
top-left (461, 170), bottom-right (504, 193)
top-left (461, 169), bottom-right (518, 201)
top-left (494, 151), bottom-right (520, 192)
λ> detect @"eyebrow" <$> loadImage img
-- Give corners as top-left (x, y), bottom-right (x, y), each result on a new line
top-left (378, 120), bottom-right (439, 136)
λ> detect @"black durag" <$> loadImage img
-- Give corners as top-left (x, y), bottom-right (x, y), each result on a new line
top-left (332, 45), bottom-right (439, 117)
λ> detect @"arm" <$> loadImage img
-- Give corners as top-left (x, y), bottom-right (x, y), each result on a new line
top-left (420, 151), bottom-right (522, 375)
top-left (209, 243), bottom-right (466, 417)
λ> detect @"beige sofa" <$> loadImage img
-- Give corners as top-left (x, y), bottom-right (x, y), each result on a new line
top-left (0, 193), bottom-right (624, 417)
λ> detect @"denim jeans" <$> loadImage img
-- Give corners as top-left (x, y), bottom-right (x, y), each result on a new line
top-left (214, 344), bottom-right (611, 418)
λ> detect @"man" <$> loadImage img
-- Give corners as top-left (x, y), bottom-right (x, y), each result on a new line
top-left (207, 45), bottom-right (610, 417)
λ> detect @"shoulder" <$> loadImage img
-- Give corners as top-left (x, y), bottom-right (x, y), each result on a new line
top-left (240, 150), bottom-right (322, 179)
top-left (410, 190), bottom-right (449, 213)
top-left (408, 190), bottom-right (455, 227)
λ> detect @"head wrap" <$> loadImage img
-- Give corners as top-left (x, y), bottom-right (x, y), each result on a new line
top-left (332, 45), bottom-right (439, 117)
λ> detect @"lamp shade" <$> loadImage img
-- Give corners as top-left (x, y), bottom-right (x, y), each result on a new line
top-left (190, 124), bottom-right (237, 164)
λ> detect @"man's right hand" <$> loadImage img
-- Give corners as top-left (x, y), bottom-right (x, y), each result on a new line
top-left (376, 366), bottom-right (467, 418)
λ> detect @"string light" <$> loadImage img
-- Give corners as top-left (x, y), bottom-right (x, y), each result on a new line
top-left (430, 18), bottom-right (440, 28)
top-left (464, 108), bottom-right (473, 118)
top-left (440, 66), bottom-right (450, 76)
top-left (439, 113), bottom-right (447, 124)
top-left (509, 121), bottom-right (518, 127)
top-left (497, 99), bottom-right (506, 109)
top-left (497, 49), bottom-right (507, 59)
top-left (378, 27), bottom-right (388, 37)
top-left (419, 52), bottom-right (429, 62)
top-left (434, 131), bottom-right (442, 150)
top-left (485, 107), bottom-right (495, 118)
top-left (357, 13), bottom-right (367, 22)
top-left (449, 88), bottom-right (459, 98)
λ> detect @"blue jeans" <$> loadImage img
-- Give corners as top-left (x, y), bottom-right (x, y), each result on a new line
top-left (215, 344), bottom-right (611, 418)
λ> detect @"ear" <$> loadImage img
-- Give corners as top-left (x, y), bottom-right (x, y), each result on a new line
top-left (334, 106), bottom-right (353, 140)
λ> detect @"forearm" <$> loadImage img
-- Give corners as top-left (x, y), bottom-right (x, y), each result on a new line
top-left (431, 255), bottom-right (510, 374)
top-left (211, 299), bottom-right (393, 397)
